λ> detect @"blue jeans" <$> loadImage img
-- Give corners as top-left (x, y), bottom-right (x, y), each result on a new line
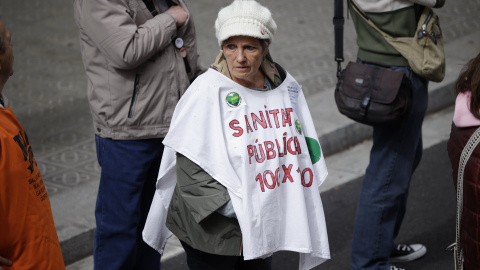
top-left (94, 135), bottom-right (164, 270)
top-left (350, 62), bottom-right (429, 270)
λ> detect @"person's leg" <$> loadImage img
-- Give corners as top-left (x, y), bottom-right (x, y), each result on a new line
top-left (351, 66), bottom-right (428, 270)
top-left (93, 136), bottom-right (163, 270)
top-left (180, 241), bottom-right (240, 270)
top-left (391, 71), bottom-right (428, 241)
top-left (134, 139), bottom-right (164, 269)
top-left (392, 137), bottom-right (423, 239)
top-left (234, 256), bottom-right (272, 270)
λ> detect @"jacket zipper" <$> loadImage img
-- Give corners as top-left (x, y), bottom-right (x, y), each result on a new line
top-left (128, 74), bottom-right (140, 118)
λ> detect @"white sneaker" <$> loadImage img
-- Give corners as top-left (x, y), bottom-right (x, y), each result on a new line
top-left (390, 266), bottom-right (405, 270)
top-left (389, 243), bottom-right (427, 263)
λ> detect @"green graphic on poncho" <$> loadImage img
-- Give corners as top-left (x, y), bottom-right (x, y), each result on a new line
top-left (305, 137), bottom-right (321, 164)
top-left (226, 92), bottom-right (241, 107)
top-left (295, 120), bottom-right (302, 135)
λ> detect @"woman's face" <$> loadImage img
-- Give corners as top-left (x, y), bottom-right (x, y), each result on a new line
top-left (222, 36), bottom-right (268, 88)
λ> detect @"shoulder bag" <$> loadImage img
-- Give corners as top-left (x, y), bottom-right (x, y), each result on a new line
top-left (333, 0), bottom-right (412, 126)
top-left (349, 0), bottom-right (445, 82)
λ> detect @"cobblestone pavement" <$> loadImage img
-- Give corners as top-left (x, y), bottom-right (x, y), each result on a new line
top-left (0, 0), bottom-right (479, 266)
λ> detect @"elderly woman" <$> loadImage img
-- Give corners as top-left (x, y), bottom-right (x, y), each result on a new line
top-left (143, 1), bottom-right (330, 269)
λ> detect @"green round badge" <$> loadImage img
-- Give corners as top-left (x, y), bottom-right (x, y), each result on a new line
top-left (305, 137), bottom-right (322, 164)
top-left (295, 120), bottom-right (302, 135)
top-left (226, 92), bottom-right (241, 107)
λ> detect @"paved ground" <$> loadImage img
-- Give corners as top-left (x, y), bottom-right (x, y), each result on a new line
top-left (158, 119), bottom-right (459, 270)
top-left (68, 106), bottom-right (458, 270)
top-left (0, 0), bottom-right (479, 269)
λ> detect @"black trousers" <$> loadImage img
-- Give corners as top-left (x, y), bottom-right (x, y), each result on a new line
top-left (180, 241), bottom-right (272, 270)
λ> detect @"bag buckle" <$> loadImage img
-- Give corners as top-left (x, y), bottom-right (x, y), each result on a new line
top-left (446, 243), bottom-right (456, 252)
top-left (417, 25), bottom-right (428, 39)
top-left (359, 96), bottom-right (370, 117)
top-left (360, 97), bottom-right (370, 109)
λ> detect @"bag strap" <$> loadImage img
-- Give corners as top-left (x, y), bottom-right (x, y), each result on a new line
top-left (453, 126), bottom-right (480, 269)
top-left (349, 0), bottom-right (433, 43)
top-left (333, 0), bottom-right (345, 78)
top-left (348, 0), bottom-right (392, 39)
top-left (143, 0), bottom-right (174, 16)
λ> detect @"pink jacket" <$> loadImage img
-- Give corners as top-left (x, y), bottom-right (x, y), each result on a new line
top-left (453, 91), bottom-right (480, 127)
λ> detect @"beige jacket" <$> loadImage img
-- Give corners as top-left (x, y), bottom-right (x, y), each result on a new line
top-left (74, 0), bottom-right (204, 139)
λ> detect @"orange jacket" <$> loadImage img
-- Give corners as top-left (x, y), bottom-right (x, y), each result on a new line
top-left (0, 106), bottom-right (65, 270)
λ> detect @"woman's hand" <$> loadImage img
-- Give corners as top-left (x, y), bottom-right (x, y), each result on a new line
top-left (0, 256), bottom-right (12, 269)
top-left (165, 6), bottom-right (188, 27)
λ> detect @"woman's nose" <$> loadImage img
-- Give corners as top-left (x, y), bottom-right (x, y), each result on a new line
top-left (236, 50), bottom-right (245, 62)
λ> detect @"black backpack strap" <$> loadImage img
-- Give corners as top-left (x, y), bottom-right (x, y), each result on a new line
top-left (333, 0), bottom-right (345, 78)
top-left (143, 0), bottom-right (158, 16)
top-left (143, 0), bottom-right (174, 16)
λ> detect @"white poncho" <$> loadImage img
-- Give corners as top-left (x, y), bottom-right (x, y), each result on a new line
top-left (143, 69), bottom-right (330, 270)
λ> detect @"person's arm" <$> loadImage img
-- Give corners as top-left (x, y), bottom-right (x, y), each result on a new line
top-left (0, 256), bottom-right (12, 269)
top-left (175, 153), bottom-right (233, 223)
top-left (172, 2), bottom-right (207, 80)
top-left (0, 141), bottom-right (11, 270)
top-left (165, 5), bottom-right (188, 27)
top-left (75, 0), bottom-right (186, 69)
top-left (409, 0), bottom-right (445, 8)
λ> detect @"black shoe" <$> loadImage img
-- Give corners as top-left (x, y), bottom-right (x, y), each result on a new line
top-left (389, 244), bottom-right (427, 263)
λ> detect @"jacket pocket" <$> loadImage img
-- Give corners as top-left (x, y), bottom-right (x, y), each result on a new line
top-left (128, 74), bottom-right (140, 118)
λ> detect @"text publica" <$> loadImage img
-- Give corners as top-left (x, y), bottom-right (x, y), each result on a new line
top-left (228, 107), bottom-right (303, 164)
top-left (228, 106), bottom-right (317, 192)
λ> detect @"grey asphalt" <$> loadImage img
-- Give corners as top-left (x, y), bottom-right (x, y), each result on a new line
top-left (0, 0), bottom-right (479, 269)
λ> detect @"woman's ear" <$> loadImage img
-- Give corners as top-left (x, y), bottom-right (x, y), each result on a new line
top-left (263, 48), bottom-right (269, 58)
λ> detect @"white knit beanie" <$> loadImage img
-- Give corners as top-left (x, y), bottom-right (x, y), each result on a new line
top-left (215, 0), bottom-right (277, 46)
